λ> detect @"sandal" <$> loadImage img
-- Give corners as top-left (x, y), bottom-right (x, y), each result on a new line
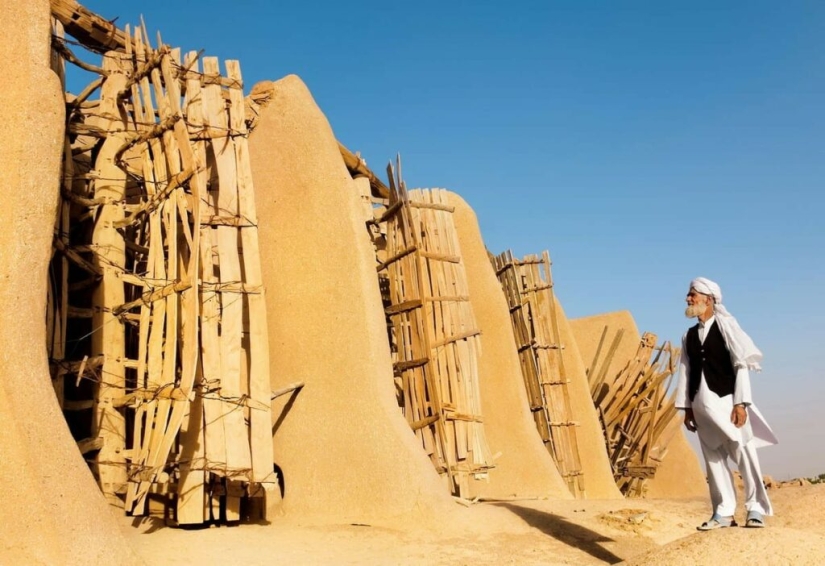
top-left (746, 510), bottom-right (766, 528)
top-left (697, 514), bottom-right (737, 531)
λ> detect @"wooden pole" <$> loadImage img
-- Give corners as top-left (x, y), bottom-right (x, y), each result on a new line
top-left (90, 51), bottom-right (129, 506)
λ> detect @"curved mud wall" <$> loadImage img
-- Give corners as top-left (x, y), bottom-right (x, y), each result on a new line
top-left (248, 75), bottom-right (454, 525)
top-left (448, 193), bottom-right (571, 500)
top-left (0, 1), bottom-right (139, 563)
top-left (570, 311), bottom-right (705, 498)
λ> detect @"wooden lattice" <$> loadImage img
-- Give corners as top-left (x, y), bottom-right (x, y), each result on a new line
top-left (492, 251), bottom-right (585, 498)
top-left (376, 165), bottom-right (493, 498)
top-left (48, 3), bottom-right (275, 524)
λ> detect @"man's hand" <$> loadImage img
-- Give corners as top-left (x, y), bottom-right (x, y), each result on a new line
top-left (683, 408), bottom-right (697, 432)
top-left (731, 404), bottom-right (748, 428)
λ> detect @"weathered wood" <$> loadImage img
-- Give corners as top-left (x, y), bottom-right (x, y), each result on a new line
top-left (227, 59), bottom-right (275, 486)
top-left (89, 52), bottom-right (129, 506)
top-left (493, 249), bottom-right (585, 497)
top-left (50, 0), bottom-right (132, 52)
top-left (381, 179), bottom-right (491, 497)
top-left (338, 142), bottom-right (390, 199)
top-left (176, 50), bottom-right (207, 525)
top-left (203, 56), bottom-right (252, 479)
top-left (270, 382), bottom-right (305, 400)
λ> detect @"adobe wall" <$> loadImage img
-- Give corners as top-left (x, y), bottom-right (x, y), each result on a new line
top-left (569, 311), bottom-right (706, 498)
top-left (0, 1), bottom-right (140, 563)
top-left (247, 75), bottom-right (455, 525)
top-left (447, 193), bottom-right (571, 500)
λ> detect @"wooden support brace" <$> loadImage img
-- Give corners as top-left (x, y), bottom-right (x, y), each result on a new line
top-left (374, 200), bottom-right (403, 223)
top-left (410, 414), bottom-right (440, 431)
top-left (385, 299), bottom-right (423, 316)
top-left (271, 382), bottom-right (305, 400)
top-left (376, 245), bottom-right (416, 271)
top-left (393, 357), bottom-right (429, 373)
top-left (50, 0), bottom-right (132, 52)
top-left (420, 251), bottom-right (461, 264)
top-left (52, 237), bottom-right (102, 275)
top-left (113, 279), bottom-right (191, 316)
top-left (114, 114), bottom-right (181, 164)
top-left (201, 282), bottom-right (263, 294)
top-left (114, 166), bottom-right (194, 228)
top-left (50, 36), bottom-right (106, 75)
top-left (200, 215), bottom-right (256, 227)
top-left (431, 330), bottom-right (481, 349)
top-left (338, 141), bottom-right (390, 199)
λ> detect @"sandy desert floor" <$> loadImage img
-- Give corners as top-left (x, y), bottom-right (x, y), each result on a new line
top-left (123, 483), bottom-right (825, 566)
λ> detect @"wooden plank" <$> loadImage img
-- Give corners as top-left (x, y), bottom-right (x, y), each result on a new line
top-left (50, 0), bottom-right (132, 52)
top-left (126, 29), bottom-right (162, 513)
top-left (227, 59), bottom-right (275, 486)
top-left (132, 47), bottom-right (185, 511)
top-left (176, 50), bottom-right (207, 525)
top-left (204, 56), bottom-right (252, 479)
top-left (90, 52), bottom-right (129, 506)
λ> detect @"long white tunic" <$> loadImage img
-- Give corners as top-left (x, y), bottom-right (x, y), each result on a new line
top-left (674, 317), bottom-right (777, 450)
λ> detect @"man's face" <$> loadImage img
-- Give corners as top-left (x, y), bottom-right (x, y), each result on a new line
top-left (685, 288), bottom-right (711, 318)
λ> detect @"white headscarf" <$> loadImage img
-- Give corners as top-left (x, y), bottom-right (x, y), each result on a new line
top-left (690, 277), bottom-right (763, 372)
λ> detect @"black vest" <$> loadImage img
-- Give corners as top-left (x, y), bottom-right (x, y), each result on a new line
top-left (686, 321), bottom-right (736, 401)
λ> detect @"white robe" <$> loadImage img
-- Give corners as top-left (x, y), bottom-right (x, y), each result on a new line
top-left (675, 319), bottom-right (777, 516)
top-left (674, 319), bottom-right (778, 450)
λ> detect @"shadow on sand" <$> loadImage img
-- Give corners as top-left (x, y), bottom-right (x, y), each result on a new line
top-left (496, 502), bottom-right (623, 564)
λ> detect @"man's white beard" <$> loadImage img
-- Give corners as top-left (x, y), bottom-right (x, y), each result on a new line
top-left (685, 302), bottom-right (707, 318)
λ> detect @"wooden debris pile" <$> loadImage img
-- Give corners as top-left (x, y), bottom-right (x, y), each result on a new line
top-left (47, 0), bottom-right (276, 524)
top-left (492, 251), bottom-right (586, 497)
top-left (587, 329), bottom-right (680, 497)
top-left (373, 163), bottom-right (493, 498)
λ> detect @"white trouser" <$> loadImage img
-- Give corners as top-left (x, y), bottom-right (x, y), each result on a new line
top-left (700, 435), bottom-right (773, 517)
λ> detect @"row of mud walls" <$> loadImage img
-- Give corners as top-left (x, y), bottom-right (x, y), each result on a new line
top-left (2, 7), bottom-right (703, 565)
top-left (245, 75), bottom-right (621, 515)
top-left (570, 312), bottom-right (706, 498)
top-left (0, 1), bottom-right (140, 564)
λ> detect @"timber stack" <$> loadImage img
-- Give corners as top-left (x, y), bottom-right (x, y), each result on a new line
top-left (587, 329), bottom-right (681, 497)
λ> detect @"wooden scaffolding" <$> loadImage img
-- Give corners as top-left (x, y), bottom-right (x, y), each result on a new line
top-left (47, 1), bottom-right (275, 524)
top-left (492, 250), bottom-right (585, 498)
top-left (587, 329), bottom-right (681, 497)
top-left (374, 165), bottom-right (493, 498)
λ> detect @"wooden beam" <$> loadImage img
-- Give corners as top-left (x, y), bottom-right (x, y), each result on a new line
top-left (337, 142), bottom-right (390, 199)
top-left (50, 0), bottom-right (132, 52)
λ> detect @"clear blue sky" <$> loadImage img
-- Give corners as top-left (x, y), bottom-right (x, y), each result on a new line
top-left (74, 1), bottom-right (824, 479)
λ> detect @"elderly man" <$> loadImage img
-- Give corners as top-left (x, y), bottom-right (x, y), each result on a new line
top-left (676, 277), bottom-right (776, 530)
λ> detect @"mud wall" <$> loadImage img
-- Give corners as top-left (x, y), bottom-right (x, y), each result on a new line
top-left (0, 1), bottom-right (140, 563)
top-left (247, 75), bottom-right (455, 525)
top-left (448, 193), bottom-right (572, 500)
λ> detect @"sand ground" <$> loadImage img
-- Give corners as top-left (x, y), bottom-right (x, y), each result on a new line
top-left (123, 484), bottom-right (825, 566)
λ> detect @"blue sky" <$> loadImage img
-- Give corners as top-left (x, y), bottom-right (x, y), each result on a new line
top-left (73, 1), bottom-right (824, 479)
